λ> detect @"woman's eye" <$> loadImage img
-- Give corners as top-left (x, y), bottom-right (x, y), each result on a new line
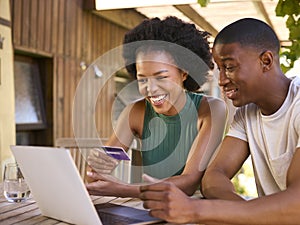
top-left (156, 76), bottom-right (168, 80)
top-left (137, 78), bottom-right (147, 83)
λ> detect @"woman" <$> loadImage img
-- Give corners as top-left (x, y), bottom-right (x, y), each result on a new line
top-left (85, 16), bottom-right (227, 198)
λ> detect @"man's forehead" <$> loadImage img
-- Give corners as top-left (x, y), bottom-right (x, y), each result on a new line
top-left (213, 42), bottom-right (256, 58)
top-left (212, 43), bottom-right (238, 59)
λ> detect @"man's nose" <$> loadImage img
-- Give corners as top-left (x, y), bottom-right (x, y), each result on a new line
top-left (218, 70), bottom-right (230, 87)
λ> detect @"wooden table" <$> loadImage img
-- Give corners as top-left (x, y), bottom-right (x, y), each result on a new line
top-left (0, 183), bottom-right (179, 225)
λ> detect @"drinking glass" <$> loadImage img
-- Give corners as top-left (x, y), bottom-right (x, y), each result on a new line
top-left (3, 162), bottom-right (30, 203)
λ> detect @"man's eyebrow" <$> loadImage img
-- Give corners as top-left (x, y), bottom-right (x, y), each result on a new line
top-left (220, 57), bottom-right (234, 62)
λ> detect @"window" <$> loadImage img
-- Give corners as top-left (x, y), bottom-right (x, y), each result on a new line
top-left (14, 55), bottom-right (47, 130)
top-left (14, 54), bottom-right (53, 146)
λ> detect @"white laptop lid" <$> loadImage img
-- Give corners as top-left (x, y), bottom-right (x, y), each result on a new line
top-left (11, 145), bottom-right (102, 225)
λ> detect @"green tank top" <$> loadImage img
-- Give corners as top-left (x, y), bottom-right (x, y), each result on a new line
top-left (141, 92), bottom-right (203, 179)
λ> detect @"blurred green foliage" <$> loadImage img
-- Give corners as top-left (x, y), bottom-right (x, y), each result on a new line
top-left (275, 0), bottom-right (300, 73)
top-left (232, 161), bottom-right (257, 198)
top-left (198, 0), bottom-right (300, 73)
top-left (197, 0), bottom-right (209, 7)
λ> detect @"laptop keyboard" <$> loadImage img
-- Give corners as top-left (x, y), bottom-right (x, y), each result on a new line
top-left (95, 202), bottom-right (162, 225)
top-left (99, 211), bottom-right (144, 225)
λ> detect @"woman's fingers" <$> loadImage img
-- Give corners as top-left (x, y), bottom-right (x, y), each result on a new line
top-left (91, 148), bottom-right (119, 164)
top-left (87, 148), bottom-right (119, 174)
top-left (142, 173), bottom-right (162, 183)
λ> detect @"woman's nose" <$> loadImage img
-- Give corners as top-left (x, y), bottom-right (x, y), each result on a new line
top-left (146, 78), bottom-right (159, 94)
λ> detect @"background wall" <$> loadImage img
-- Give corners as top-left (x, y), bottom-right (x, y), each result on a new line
top-left (0, 0), bottom-right (16, 179)
top-left (10, 0), bottom-right (129, 140)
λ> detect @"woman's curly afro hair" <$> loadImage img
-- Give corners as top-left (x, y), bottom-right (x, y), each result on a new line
top-left (122, 16), bottom-right (214, 92)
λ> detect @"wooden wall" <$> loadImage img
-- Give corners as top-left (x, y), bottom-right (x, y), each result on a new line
top-left (10, 0), bottom-right (129, 141)
top-left (0, 0), bottom-right (16, 176)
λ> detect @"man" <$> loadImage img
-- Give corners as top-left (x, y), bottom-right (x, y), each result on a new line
top-left (139, 18), bottom-right (300, 224)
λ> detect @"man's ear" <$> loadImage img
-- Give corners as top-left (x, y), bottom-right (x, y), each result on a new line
top-left (260, 50), bottom-right (273, 72)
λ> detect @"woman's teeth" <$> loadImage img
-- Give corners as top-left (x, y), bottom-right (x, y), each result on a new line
top-left (150, 94), bottom-right (167, 104)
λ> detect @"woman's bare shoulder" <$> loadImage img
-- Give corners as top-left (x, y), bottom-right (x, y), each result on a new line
top-left (128, 99), bottom-right (146, 137)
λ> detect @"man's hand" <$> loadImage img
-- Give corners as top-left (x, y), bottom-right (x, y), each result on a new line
top-left (140, 174), bottom-right (196, 224)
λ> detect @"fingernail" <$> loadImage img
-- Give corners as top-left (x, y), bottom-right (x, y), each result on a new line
top-left (87, 171), bottom-right (92, 176)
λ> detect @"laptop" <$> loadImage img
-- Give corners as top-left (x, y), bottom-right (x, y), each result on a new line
top-left (10, 145), bottom-right (163, 225)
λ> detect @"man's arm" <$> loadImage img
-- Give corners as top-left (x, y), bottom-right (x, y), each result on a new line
top-left (200, 147), bottom-right (300, 224)
top-left (201, 136), bottom-right (250, 200)
top-left (141, 142), bottom-right (300, 224)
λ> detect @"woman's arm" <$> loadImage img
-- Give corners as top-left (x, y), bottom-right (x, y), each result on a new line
top-left (85, 101), bottom-right (146, 198)
top-left (166, 96), bottom-right (228, 195)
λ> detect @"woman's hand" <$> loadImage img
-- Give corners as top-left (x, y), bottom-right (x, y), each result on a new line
top-left (87, 148), bottom-right (119, 174)
top-left (85, 171), bottom-right (122, 196)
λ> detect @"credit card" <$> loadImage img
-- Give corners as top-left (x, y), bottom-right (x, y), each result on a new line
top-left (102, 146), bottom-right (130, 160)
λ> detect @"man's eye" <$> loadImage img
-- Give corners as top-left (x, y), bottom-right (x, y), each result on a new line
top-left (225, 66), bottom-right (236, 72)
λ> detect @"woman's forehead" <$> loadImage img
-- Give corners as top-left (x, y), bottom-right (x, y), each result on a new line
top-left (136, 50), bottom-right (177, 66)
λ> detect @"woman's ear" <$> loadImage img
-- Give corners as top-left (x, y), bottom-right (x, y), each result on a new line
top-left (182, 71), bottom-right (188, 81)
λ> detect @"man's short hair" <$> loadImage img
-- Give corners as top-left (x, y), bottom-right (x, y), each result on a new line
top-left (213, 18), bottom-right (280, 54)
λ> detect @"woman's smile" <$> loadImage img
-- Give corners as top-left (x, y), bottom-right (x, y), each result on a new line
top-left (148, 94), bottom-right (168, 106)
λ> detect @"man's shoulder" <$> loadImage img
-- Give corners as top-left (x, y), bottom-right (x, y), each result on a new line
top-left (291, 75), bottom-right (300, 86)
top-left (290, 76), bottom-right (300, 103)
top-left (290, 75), bottom-right (300, 91)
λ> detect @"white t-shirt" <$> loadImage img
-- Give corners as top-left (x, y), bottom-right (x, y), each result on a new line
top-left (227, 76), bottom-right (300, 196)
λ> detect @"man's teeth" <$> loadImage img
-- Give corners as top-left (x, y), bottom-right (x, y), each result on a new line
top-left (150, 94), bottom-right (167, 103)
top-left (226, 90), bottom-right (236, 94)
top-left (225, 88), bottom-right (238, 97)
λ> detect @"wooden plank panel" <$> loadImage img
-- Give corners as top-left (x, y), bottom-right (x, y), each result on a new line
top-left (36, 0), bottom-right (45, 51)
top-left (94, 19), bottom-right (101, 137)
top-left (69, 59), bottom-right (77, 136)
top-left (104, 22), bottom-right (111, 137)
top-left (83, 68), bottom-right (93, 137)
top-left (96, 20), bottom-right (105, 137)
top-left (91, 16), bottom-right (98, 59)
top-left (96, 19), bottom-right (102, 57)
top-left (21, 0), bottom-right (30, 46)
top-left (86, 14), bottom-right (93, 62)
top-left (29, 0), bottom-right (38, 48)
top-left (57, 0), bottom-right (65, 55)
top-left (75, 0), bottom-right (82, 59)
top-left (80, 11), bottom-right (88, 60)
top-left (64, 0), bottom-right (72, 56)
top-left (51, 0), bottom-right (59, 53)
top-left (72, 67), bottom-right (85, 139)
top-left (12, 0), bottom-right (22, 46)
top-left (69, 0), bottom-right (77, 57)
top-left (44, 0), bottom-right (52, 52)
